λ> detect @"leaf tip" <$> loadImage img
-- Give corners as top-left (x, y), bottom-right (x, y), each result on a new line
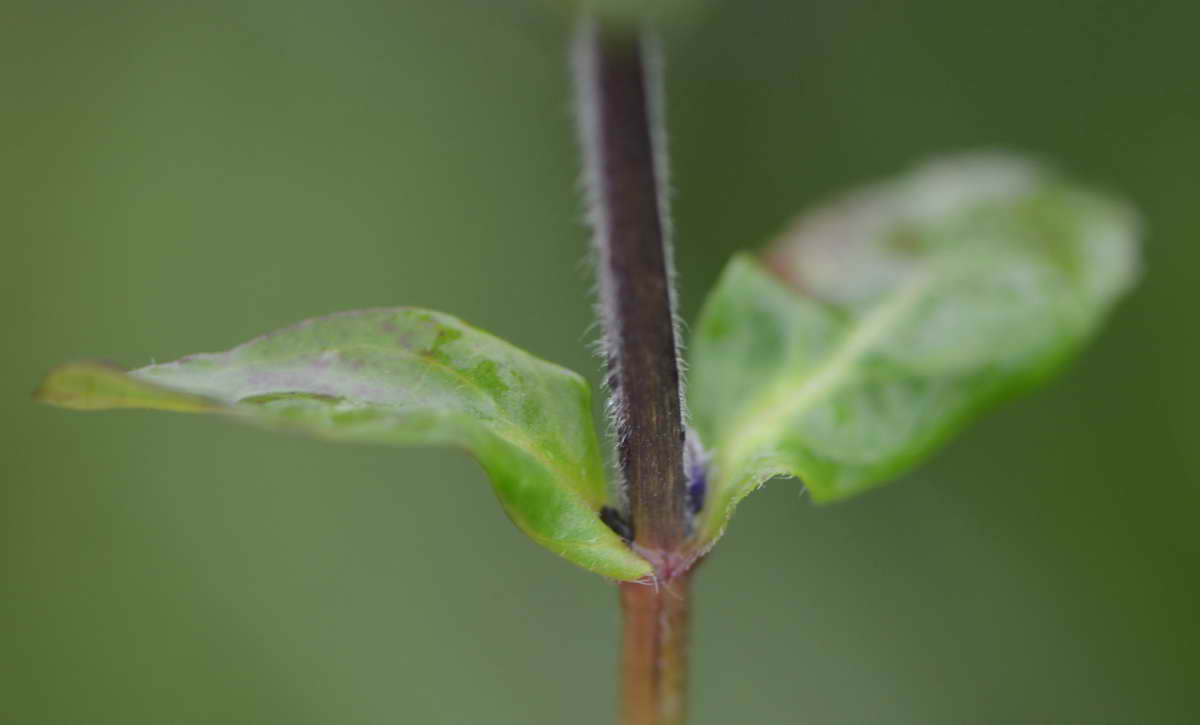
top-left (34, 361), bottom-right (119, 408)
top-left (34, 361), bottom-right (220, 413)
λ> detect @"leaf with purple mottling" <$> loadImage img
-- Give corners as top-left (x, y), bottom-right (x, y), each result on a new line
top-left (687, 153), bottom-right (1140, 552)
top-left (36, 308), bottom-right (651, 581)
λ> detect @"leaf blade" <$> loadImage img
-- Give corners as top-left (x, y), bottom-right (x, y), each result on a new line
top-left (37, 308), bottom-right (651, 581)
top-left (688, 153), bottom-right (1139, 548)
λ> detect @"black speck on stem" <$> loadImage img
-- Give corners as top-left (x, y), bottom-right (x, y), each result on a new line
top-left (574, 15), bottom-right (692, 725)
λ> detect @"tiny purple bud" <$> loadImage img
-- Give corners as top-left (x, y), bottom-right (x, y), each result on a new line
top-left (684, 431), bottom-right (708, 516)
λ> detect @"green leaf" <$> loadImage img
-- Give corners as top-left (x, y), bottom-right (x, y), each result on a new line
top-left (687, 153), bottom-right (1139, 548)
top-left (36, 308), bottom-right (652, 581)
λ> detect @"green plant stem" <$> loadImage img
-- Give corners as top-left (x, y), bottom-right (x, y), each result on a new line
top-left (574, 15), bottom-right (692, 725)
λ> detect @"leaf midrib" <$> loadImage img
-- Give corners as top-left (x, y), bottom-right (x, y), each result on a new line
top-left (715, 270), bottom-right (934, 483)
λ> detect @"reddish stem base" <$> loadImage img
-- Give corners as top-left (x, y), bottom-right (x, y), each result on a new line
top-left (619, 573), bottom-right (692, 725)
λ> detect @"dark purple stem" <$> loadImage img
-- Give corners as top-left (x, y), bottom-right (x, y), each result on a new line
top-left (575, 18), bottom-right (689, 572)
top-left (575, 16), bottom-right (694, 725)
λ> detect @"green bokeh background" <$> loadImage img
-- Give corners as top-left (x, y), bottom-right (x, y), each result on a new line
top-left (4, 1), bottom-right (1198, 723)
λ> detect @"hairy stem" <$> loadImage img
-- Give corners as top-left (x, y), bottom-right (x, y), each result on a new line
top-left (619, 574), bottom-right (691, 725)
top-left (575, 18), bottom-right (688, 567)
top-left (574, 16), bottom-right (692, 725)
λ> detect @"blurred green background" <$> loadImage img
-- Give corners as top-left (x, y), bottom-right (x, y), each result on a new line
top-left (3, 1), bottom-right (1198, 723)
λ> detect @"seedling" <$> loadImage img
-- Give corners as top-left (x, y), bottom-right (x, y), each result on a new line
top-left (35, 6), bottom-right (1139, 724)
